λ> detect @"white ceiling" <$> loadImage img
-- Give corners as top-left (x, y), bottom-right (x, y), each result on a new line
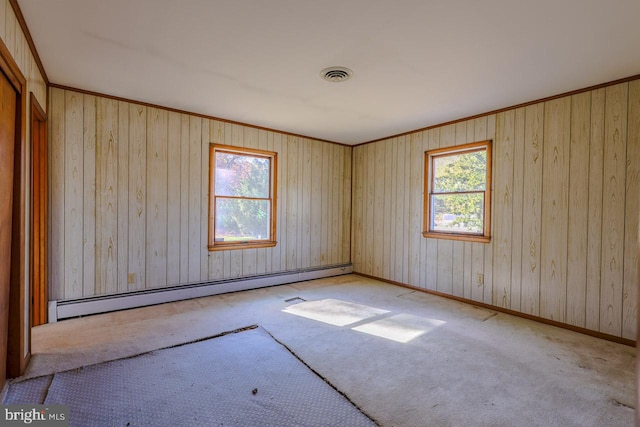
top-left (18, 0), bottom-right (640, 145)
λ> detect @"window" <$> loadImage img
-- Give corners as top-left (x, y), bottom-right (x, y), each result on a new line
top-left (209, 145), bottom-right (277, 250)
top-left (423, 140), bottom-right (492, 243)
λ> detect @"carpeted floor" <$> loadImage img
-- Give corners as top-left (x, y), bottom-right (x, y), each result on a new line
top-left (7, 275), bottom-right (636, 426)
top-left (4, 326), bottom-right (376, 427)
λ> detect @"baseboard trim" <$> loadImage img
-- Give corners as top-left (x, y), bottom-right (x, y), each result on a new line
top-left (353, 272), bottom-right (636, 347)
top-left (50, 264), bottom-right (353, 322)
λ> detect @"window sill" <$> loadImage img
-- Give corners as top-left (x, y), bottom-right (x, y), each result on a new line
top-left (208, 241), bottom-right (277, 251)
top-left (422, 231), bottom-right (490, 243)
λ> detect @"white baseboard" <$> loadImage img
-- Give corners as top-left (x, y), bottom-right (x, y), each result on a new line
top-left (49, 264), bottom-right (352, 322)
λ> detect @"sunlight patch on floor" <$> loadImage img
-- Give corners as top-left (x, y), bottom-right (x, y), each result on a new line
top-left (352, 313), bottom-right (446, 343)
top-left (282, 298), bottom-right (389, 327)
top-left (283, 299), bottom-right (446, 343)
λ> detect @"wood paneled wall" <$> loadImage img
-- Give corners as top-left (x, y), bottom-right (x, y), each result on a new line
top-left (0, 1), bottom-right (46, 107)
top-left (0, 0), bottom-right (47, 359)
top-left (49, 87), bottom-right (351, 300)
top-left (352, 80), bottom-right (640, 340)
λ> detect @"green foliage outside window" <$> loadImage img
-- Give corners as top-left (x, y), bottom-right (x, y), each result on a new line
top-left (432, 150), bottom-right (486, 233)
top-left (214, 150), bottom-right (272, 242)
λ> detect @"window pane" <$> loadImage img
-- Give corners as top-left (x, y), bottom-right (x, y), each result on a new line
top-left (433, 150), bottom-right (486, 193)
top-left (215, 151), bottom-right (270, 197)
top-left (431, 193), bottom-right (484, 234)
top-left (215, 198), bottom-right (270, 241)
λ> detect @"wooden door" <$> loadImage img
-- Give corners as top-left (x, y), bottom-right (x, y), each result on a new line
top-left (0, 69), bottom-right (17, 389)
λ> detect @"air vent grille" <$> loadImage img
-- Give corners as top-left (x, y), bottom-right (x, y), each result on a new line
top-left (320, 66), bottom-right (353, 82)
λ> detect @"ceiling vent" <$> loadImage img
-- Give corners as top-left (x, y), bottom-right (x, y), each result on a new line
top-left (320, 66), bottom-right (353, 82)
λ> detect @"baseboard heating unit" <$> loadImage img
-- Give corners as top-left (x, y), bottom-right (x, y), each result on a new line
top-left (48, 264), bottom-right (352, 322)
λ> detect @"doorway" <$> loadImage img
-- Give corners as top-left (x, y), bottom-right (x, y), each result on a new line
top-left (30, 94), bottom-right (47, 326)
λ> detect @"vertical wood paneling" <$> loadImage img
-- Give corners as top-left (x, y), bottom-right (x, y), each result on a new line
top-left (381, 140), bottom-right (392, 279)
top-left (419, 132), bottom-right (429, 289)
top-left (287, 136), bottom-right (299, 269)
top-left (540, 97), bottom-right (571, 322)
top-left (600, 83), bottom-right (628, 336)
top-left (208, 120), bottom-right (224, 279)
top-left (387, 140), bottom-right (397, 281)
top-left (117, 101), bottom-right (129, 293)
top-left (493, 111), bottom-right (514, 308)
top-left (188, 116), bottom-right (201, 282)
top-left (128, 105), bottom-right (146, 291)
top-left (352, 145), bottom-right (362, 271)
top-left (373, 142), bottom-right (384, 277)
top-left (355, 144), bottom-right (364, 272)
top-left (521, 103), bottom-right (544, 316)
top-left (310, 139), bottom-right (322, 267)
top-left (395, 137), bottom-right (407, 283)
top-left (510, 108), bottom-right (525, 312)
top-left (425, 129), bottom-right (439, 291)
top-left (272, 133), bottom-right (284, 272)
top-left (300, 137), bottom-right (311, 269)
top-left (0, 0), bottom-right (6, 41)
top-left (623, 81), bottom-right (640, 340)
top-left (49, 89), bottom-right (65, 300)
top-left (436, 237), bottom-right (454, 294)
top-left (409, 133), bottom-right (423, 286)
top-left (82, 95), bottom-right (96, 297)
top-left (483, 114), bottom-right (496, 305)
top-left (49, 79), bottom-right (638, 340)
top-left (265, 131), bottom-right (275, 272)
top-left (336, 144), bottom-right (344, 262)
top-left (322, 141), bottom-right (333, 266)
top-left (322, 140), bottom-right (339, 268)
top-left (326, 142), bottom-right (335, 265)
top-left (14, 24), bottom-right (23, 75)
top-left (346, 81), bottom-right (637, 340)
top-left (586, 89), bottom-right (605, 331)
top-left (365, 144), bottom-right (375, 275)
top-left (16, 28), bottom-right (24, 75)
top-left (330, 144), bottom-right (339, 265)
top-left (291, 137), bottom-right (306, 268)
top-left (167, 112), bottom-right (181, 286)
top-left (401, 136), bottom-right (411, 285)
top-left (63, 91), bottom-right (83, 298)
top-left (6, 11), bottom-right (16, 77)
top-left (471, 116), bottom-right (487, 302)
top-left (566, 92), bottom-right (590, 327)
top-left (342, 145), bottom-right (352, 264)
top-left (4, 1), bottom-right (14, 62)
top-left (200, 119), bottom-right (210, 279)
top-left (95, 98), bottom-right (119, 295)
top-left (53, 88), bottom-right (352, 300)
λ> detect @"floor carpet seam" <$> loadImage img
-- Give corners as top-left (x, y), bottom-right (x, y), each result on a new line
top-left (262, 326), bottom-right (382, 427)
top-left (11, 324), bottom-right (260, 386)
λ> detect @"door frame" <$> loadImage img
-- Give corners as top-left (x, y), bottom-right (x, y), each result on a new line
top-left (0, 36), bottom-right (28, 378)
top-left (30, 93), bottom-right (47, 326)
